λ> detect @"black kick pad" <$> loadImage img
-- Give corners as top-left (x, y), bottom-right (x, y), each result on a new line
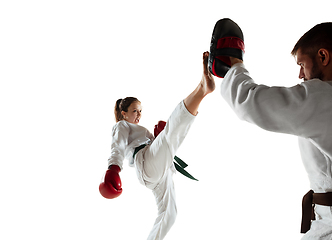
top-left (208, 18), bottom-right (245, 78)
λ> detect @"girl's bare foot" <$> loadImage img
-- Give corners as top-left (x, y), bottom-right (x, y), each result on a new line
top-left (201, 51), bottom-right (215, 96)
top-left (183, 52), bottom-right (215, 116)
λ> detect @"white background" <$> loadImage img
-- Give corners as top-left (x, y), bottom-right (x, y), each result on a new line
top-left (1, 0), bottom-right (331, 239)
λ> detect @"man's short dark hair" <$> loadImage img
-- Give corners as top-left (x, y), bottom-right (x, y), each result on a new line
top-left (291, 22), bottom-right (332, 58)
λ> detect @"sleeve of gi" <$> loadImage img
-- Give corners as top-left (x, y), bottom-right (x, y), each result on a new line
top-left (220, 63), bottom-right (320, 137)
top-left (147, 130), bottom-right (155, 142)
top-left (107, 121), bottom-right (130, 170)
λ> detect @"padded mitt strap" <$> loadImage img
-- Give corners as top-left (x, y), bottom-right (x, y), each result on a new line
top-left (208, 18), bottom-right (244, 78)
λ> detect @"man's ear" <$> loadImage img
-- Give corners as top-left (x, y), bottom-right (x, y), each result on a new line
top-left (318, 48), bottom-right (330, 66)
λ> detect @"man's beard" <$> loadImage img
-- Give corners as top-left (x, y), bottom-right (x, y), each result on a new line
top-left (310, 58), bottom-right (325, 80)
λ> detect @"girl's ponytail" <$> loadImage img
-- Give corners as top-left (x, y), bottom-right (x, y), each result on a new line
top-left (114, 99), bottom-right (123, 122)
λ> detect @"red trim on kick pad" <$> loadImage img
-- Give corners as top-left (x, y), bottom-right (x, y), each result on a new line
top-left (216, 56), bottom-right (231, 66)
top-left (212, 56), bottom-right (231, 78)
top-left (217, 37), bottom-right (245, 52)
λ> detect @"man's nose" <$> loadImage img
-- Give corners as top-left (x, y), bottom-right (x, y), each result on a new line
top-left (299, 68), bottom-right (305, 80)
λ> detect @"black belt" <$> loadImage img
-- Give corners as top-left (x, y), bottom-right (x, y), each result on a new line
top-left (301, 190), bottom-right (332, 233)
top-left (133, 144), bottom-right (198, 181)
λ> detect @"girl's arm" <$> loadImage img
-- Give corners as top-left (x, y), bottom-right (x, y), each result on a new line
top-left (108, 121), bottom-right (130, 170)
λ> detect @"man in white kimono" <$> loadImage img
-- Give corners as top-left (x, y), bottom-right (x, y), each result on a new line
top-left (219, 22), bottom-right (332, 239)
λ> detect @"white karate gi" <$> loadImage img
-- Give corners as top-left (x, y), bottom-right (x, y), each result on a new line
top-left (108, 101), bottom-right (196, 240)
top-left (220, 63), bottom-right (332, 240)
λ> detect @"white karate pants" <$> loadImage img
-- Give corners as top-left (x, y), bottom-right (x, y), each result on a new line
top-left (134, 100), bottom-right (196, 240)
top-left (302, 205), bottom-right (332, 240)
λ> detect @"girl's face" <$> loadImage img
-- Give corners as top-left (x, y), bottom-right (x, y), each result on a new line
top-left (121, 101), bottom-right (142, 124)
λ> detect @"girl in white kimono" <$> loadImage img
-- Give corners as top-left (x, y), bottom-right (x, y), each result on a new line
top-left (102, 52), bottom-right (215, 240)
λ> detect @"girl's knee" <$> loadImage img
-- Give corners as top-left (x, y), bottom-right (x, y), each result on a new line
top-left (144, 167), bottom-right (166, 185)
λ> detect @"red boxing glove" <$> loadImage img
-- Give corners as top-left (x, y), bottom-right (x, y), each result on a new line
top-left (154, 121), bottom-right (166, 137)
top-left (99, 165), bottom-right (123, 199)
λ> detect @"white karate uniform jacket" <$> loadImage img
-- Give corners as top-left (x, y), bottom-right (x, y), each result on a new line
top-left (108, 120), bottom-right (154, 170)
top-left (220, 63), bottom-right (332, 239)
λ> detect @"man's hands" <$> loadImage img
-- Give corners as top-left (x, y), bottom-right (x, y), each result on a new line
top-left (230, 57), bottom-right (243, 66)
